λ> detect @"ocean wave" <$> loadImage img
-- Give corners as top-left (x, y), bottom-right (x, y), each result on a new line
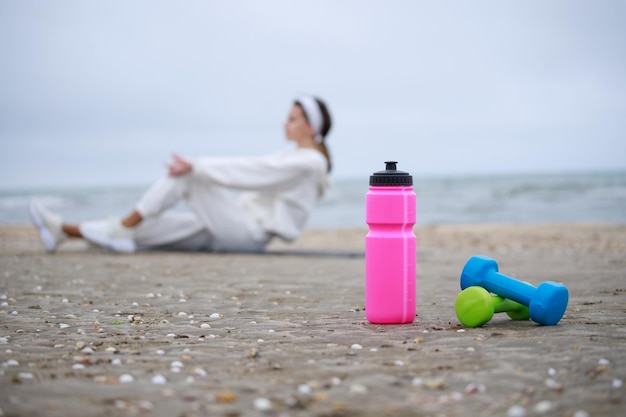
top-left (2, 172), bottom-right (625, 226)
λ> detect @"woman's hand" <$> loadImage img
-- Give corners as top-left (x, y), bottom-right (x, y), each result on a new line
top-left (168, 153), bottom-right (193, 177)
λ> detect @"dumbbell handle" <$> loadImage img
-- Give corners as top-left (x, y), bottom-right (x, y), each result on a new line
top-left (479, 270), bottom-right (535, 306)
top-left (493, 295), bottom-right (527, 314)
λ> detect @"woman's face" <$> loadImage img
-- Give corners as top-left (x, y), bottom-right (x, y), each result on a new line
top-left (285, 104), bottom-right (314, 142)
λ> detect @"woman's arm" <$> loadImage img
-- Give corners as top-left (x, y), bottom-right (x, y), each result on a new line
top-left (190, 151), bottom-right (326, 192)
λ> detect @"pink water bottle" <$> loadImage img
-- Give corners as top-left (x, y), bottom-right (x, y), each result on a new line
top-left (366, 161), bottom-right (416, 324)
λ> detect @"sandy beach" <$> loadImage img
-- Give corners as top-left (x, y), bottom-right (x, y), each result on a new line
top-left (1, 224), bottom-right (625, 417)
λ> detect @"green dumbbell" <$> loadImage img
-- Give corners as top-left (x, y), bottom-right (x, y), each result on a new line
top-left (455, 286), bottom-right (530, 328)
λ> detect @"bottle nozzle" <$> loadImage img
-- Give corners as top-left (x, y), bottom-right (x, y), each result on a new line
top-left (385, 161), bottom-right (398, 171)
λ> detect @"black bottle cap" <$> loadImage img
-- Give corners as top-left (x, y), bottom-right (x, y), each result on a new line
top-left (369, 161), bottom-right (413, 186)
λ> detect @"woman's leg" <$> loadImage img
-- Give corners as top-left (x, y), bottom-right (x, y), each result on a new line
top-left (134, 176), bottom-right (190, 219)
top-left (133, 212), bottom-right (210, 251)
top-left (122, 211), bottom-right (143, 228)
top-left (51, 210), bottom-right (209, 252)
top-left (179, 179), bottom-right (271, 252)
top-left (30, 176), bottom-right (199, 253)
top-left (133, 175), bottom-right (270, 252)
top-left (77, 175), bottom-right (191, 252)
top-left (39, 174), bottom-right (269, 253)
top-left (62, 224), bottom-right (82, 238)
top-left (59, 210), bottom-right (141, 238)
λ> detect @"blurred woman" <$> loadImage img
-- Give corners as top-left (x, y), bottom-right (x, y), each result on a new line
top-left (30, 96), bottom-right (332, 253)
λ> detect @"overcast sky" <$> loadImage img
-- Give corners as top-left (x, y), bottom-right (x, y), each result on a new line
top-left (1, 1), bottom-right (625, 188)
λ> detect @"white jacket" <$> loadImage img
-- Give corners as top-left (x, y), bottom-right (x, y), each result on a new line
top-left (191, 148), bottom-right (328, 241)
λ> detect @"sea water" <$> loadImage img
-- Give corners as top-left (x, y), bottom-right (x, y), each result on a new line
top-left (1, 171), bottom-right (625, 227)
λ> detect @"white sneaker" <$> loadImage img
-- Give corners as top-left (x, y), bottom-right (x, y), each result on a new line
top-left (29, 199), bottom-right (68, 253)
top-left (80, 218), bottom-right (136, 253)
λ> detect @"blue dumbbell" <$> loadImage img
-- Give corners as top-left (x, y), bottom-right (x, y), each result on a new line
top-left (460, 255), bottom-right (569, 325)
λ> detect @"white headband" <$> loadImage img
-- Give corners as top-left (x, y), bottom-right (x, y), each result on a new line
top-left (297, 96), bottom-right (324, 143)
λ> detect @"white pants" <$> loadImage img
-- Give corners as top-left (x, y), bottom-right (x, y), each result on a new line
top-left (132, 175), bottom-right (271, 252)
